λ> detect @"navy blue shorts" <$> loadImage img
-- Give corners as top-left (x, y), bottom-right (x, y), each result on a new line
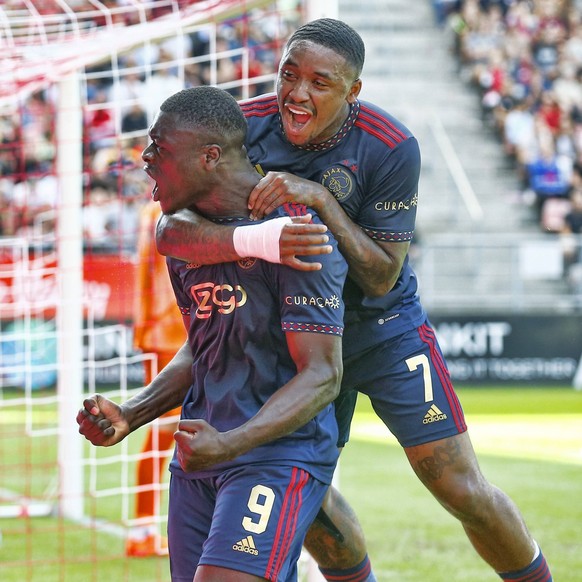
top-left (337, 321), bottom-right (467, 448)
top-left (168, 464), bottom-right (328, 582)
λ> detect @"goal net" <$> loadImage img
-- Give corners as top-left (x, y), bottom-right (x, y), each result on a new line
top-left (0, 1), bottom-right (333, 579)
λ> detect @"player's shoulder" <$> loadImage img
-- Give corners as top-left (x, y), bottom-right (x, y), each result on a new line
top-left (266, 203), bottom-right (328, 230)
top-left (239, 92), bottom-right (279, 119)
top-left (355, 99), bottom-right (415, 150)
top-left (267, 202), bottom-right (310, 220)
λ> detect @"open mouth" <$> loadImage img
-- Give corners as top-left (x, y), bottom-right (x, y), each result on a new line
top-left (284, 104), bottom-right (313, 138)
top-left (143, 166), bottom-right (158, 201)
top-left (287, 105), bottom-right (312, 124)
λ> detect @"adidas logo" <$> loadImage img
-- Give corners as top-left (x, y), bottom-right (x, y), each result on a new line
top-left (232, 535), bottom-right (259, 556)
top-left (423, 404), bottom-right (448, 424)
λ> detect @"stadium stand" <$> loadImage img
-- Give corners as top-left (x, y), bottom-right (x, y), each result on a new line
top-left (448, 0), bottom-right (582, 234)
top-left (339, 0), bottom-right (581, 311)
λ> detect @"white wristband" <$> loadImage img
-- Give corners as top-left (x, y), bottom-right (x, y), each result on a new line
top-left (232, 217), bottom-right (293, 263)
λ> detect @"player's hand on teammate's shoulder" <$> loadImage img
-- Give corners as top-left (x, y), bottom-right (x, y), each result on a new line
top-left (76, 394), bottom-right (130, 447)
top-left (279, 214), bottom-right (332, 272)
top-left (248, 171), bottom-right (330, 220)
top-left (174, 419), bottom-right (234, 471)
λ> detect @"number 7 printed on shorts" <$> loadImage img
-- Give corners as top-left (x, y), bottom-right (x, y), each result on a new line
top-left (406, 354), bottom-right (434, 402)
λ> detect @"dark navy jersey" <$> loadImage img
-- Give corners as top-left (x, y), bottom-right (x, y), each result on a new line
top-left (240, 94), bottom-right (427, 357)
top-left (167, 204), bottom-right (346, 484)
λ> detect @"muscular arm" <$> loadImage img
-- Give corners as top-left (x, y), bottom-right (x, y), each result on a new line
top-left (121, 340), bottom-right (193, 431)
top-left (77, 341), bottom-right (193, 447)
top-left (248, 174), bottom-right (408, 297)
top-left (296, 182), bottom-right (408, 296)
top-left (156, 208), bottom-right (332, 271)
top-left (231, 331), bottom-right (342, 450)
top-left (173, 331), bottom-right (342, 471)
top-left (156, 209), bottom-right (238, 263)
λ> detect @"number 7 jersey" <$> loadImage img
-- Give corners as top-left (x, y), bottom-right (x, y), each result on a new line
top-left (241, 94), bottom-right (427, 358)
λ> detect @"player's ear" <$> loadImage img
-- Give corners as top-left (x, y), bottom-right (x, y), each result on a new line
top-left (202, 144), bottom-right (221, 168)
top-left (347, 78), bottom-right (362, 104)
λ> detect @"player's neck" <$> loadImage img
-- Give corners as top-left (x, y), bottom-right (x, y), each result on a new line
top-left (191, 170), bottom-right (259, 219)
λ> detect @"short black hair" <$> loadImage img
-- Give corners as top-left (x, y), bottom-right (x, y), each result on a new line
top-left (286, 18), bottom-right (365, 78)
top-left (160, 86), bottom-right (247, 146)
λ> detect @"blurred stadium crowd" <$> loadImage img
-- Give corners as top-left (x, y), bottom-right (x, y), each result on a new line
top-left (2, 0), bottom-right (581, 288)
top-left (436, 0), bottom-right (582, 289)
top-left (0, 0), bottom-right (299, 253)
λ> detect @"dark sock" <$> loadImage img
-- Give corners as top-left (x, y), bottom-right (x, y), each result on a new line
top-left (498, 546), bottom-right (552, 582)
top-left (319, 553), bottom-right (377, 582)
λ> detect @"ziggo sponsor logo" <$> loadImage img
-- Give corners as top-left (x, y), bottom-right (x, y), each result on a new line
top-left (190, 282), bottom-right (247, 319)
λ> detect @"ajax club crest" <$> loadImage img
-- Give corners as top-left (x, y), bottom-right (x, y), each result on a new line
top-left (321, 164), bottom-right (355, 202)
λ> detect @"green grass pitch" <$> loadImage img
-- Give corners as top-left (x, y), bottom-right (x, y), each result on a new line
top-left (340, 387), bottom-right (582, 581)
top-left (0, 386), bottom-right (580, 581)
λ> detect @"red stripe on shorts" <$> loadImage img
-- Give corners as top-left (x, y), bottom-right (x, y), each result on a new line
top-left (264, 467), bottom-right (309, 581)
top-left (418, 323), bottom-right (466, 433)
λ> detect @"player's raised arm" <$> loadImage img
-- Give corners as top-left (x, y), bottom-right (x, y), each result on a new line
top-left (156, 208), bottom-right (332, 271)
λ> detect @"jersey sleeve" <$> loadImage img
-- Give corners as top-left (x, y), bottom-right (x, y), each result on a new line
top-left (166, 257), bottom-right (192, 318)
top-left (273, 212), bottom-right (348, 336)
top-left (357, 136), bottom-right (421, 243)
